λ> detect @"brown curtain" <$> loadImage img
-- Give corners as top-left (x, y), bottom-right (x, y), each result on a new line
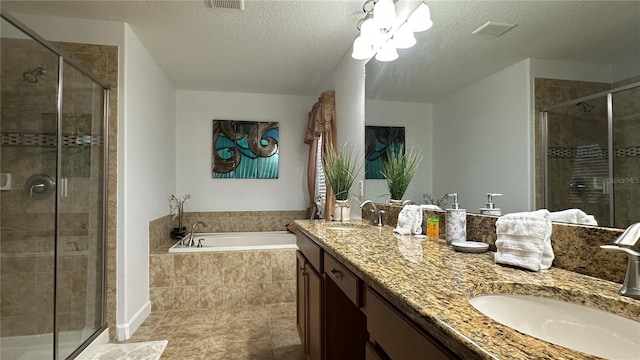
top-left (304, 90), bottom-right (337, 220)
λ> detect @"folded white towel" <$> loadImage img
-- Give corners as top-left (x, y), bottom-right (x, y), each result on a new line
top-left (394, 205), bottom-right (423, 235)
top-left (549, 208), bottom-right (597, 226)
top-left (494, 209), bottom-right (554, 271)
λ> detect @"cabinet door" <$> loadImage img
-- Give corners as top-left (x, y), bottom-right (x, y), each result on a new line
top-left (307, 263), bottom-right (323, 360)
top-left (296, 251), bottom-right (306, 349)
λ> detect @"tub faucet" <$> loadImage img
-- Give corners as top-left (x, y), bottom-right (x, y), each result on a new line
top-left (186, 221), bottom-right (209, 247)
top-left (600, 222), bottom-right (640, 299)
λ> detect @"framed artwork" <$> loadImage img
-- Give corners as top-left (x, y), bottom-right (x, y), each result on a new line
top-left (365, 126), bottom-right (405, 179)
top-left (212, 120), bottom-right (279, 179)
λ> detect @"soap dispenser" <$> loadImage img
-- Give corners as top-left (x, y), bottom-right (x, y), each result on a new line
top-left (445, 193), bottom-right (466, 245)
top-left (479, 193), bottom-right (502, 216)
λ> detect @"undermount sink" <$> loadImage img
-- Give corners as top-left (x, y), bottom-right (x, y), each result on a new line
top-left (469, 294), bottom-right (640, 359)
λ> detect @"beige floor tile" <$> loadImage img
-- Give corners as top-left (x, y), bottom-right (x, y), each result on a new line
top-left (210, 322), bottom-right (271, 344)
top-left (159, 309), bottom-right (217, 328)
top-left (206, 339), bottom-right (273, 360)
top-left (161, 344), bottom-right (207, 360)
top-left (266, 302), bottom-right (296, 319)
top-left (269, 317), bottom-right (299, 341)
top-left (152, 324), bottom-right (212, 348)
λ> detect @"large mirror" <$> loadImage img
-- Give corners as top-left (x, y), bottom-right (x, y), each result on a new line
top-left (364, 1), bottom-right (640, 229)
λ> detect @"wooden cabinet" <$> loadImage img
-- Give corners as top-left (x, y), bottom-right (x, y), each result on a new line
top-left (366, 288), bottom-right (460, 360)
top-left (296, 233), bottom-right (323, 360)
top-left (324, 253), bottom-right (367, 360)
top-left (296, 228), bottom-right (460, 360)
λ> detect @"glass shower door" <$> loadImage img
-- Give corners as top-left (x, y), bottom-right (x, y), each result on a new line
top-left (0, 17), bottom-right (59, 360)
top-left (611, 86), bottom-right (640, 228)
top-left (544, 96), bottom-right (612, 226)
top-left (56, 60), bottom-right (106, 359)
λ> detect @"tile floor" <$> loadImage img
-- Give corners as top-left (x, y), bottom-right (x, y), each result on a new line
top-left (119, 302), bottom-right (304, 360)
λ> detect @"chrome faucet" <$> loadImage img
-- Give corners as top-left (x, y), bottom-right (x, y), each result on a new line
top-left (401, 199), bottom-right (414, 206)
top-left (185, 221), bottom-right (209, 247)
top-left (601, 222), bottom-right (640, 299)
top-left (360, 200), bottom-right (385, 227)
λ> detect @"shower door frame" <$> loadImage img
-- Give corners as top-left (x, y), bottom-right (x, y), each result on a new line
top-left (541, 81), bottom-right (640, 227)
top-left (1, 11), bottom-right (110, 360)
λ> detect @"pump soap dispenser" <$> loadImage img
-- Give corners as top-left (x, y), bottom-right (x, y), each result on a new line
top-left (445, 193), bottom-right (466, 245)
top-left (479, 193), bottom-right (502, 216)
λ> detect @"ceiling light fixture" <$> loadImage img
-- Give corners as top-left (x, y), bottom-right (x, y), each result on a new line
top-left (351, 0), bottom-right (433, 62)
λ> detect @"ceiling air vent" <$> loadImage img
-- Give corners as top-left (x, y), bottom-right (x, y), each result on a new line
top-left (472, 21), bottom-right (516, 37)
top-left (206, 0), bottom-right (244, 11)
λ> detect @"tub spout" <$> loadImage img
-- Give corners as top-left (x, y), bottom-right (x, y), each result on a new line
top-left (187, 221), bottom-right (209, 247)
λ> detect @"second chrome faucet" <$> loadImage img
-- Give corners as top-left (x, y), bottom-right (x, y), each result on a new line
top-left (360, 200), bottom-right (385, 227)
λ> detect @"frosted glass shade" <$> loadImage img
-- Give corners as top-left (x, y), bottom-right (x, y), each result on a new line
top-left (352, 36), bottom-right (375, 60)
top-left (360, 18), bottom-right (383, 47)
top-left (392, 25), bottom-right (416, 49)
top-left (408, 3), bottom-right (433, 32)
top-left (373, 0), bottom-right (396, 30)
top-left (375, 42), bottom-right (398, 62)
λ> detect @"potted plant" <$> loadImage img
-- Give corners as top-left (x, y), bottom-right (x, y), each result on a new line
top-left (381, 145), bottom-right (422, 204)
top-left (169, 194), bottom-right (190, 239)
top-left (322, 143), bottom-right (362, 221)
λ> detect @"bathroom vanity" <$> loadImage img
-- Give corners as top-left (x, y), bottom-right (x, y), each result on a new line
top-left (293, 220), bottom-right (640, 360)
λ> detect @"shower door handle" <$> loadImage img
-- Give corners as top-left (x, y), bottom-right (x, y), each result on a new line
top-left (61, 178), bottom-right (69, 198)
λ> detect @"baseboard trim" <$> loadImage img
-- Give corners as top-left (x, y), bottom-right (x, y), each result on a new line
top-left (116, 300), bottom-right (151, 341)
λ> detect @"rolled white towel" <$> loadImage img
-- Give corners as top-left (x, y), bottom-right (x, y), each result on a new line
top-left (494, 210), bottom-right (553, 271)
top-left (549, 208), bottom-right (598, 226)
top-left (394, 205), bottom-right (422, 235)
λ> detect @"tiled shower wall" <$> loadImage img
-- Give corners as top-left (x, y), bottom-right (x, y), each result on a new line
top-left (0, 38), bottom-right (118, 338)
top-left (148, 210), bottom-right (307, 314)
top-left (534, 76), bottom-right (640, 228)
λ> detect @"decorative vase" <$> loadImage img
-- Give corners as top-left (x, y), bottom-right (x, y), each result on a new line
top-left (170, 227), bottom-right (187, 240)
top-left (389, 199), bottom-right (403, 206)
top-left (333, 200), bottom-right (351, 222)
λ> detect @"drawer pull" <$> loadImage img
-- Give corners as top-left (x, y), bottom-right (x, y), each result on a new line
top-left (330, 268), bottom-right (343, 280)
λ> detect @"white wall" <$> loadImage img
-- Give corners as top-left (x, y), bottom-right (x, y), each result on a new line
top-left (365, 100), bottom-right (433, 204)
top-left (175, 90), bottom-right (314, 211)
top-left (433, 59), bottom-right (532, 214)
top-left (329, 51), bottom-right (367, 219)
top-left (120, 24), bottom-right (176, 338)
top-left (611, 55), bottom-right (640, 83)
top-left (12, 14), bottom-right (177, 339)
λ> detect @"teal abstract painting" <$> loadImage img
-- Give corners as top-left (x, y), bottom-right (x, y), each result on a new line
top-left (365, 126), bottom-right (405, 179)
top-left (212, 120), bottom-right (279, 179)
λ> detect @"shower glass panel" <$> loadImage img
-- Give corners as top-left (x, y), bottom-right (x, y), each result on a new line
top-left (1, 12), bottom-right (108, 360)
top-left (56, 60), bottom-right (106, 359)
top-left (544, 97), bottom-right (612, 226)
top-left (612, 86), bottom-right (640, 228)
top-left (0, 17), bottom-right (59, 360)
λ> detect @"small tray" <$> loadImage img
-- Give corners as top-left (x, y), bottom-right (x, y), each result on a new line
top-left (452, 241), bottom-right (489, 253)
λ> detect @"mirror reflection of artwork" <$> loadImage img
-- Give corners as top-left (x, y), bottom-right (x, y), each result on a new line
top-left (365, 126), bottom-right (405, 179)
top-left (212, 120), bottom-right (279, 179)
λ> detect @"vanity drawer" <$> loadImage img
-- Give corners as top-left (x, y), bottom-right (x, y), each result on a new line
top-left (297, 232), bottom-right (322, 272)
top-left (324, 252), bottom-right (361, 306)
top-left (366, 288), bottom-right (459, 360)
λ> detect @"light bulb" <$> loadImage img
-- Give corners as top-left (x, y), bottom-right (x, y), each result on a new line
top-left (375, 42), bottom-right (398, 62)
top-left (351, 36), bottom-right (375, 60)
top-left (392, 25), bottom-right (416, 49)
top-left (408, 3), bottom-right (433, 32)
top-left (373, 0), bottom-right (396, 30)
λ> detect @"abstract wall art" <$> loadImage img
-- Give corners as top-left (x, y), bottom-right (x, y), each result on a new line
top-left (212, 120), bottom-right (279, 179)
top-left (365, 126), bottom-right (405, 179)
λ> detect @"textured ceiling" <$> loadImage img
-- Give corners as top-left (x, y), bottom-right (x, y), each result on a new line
top-left (2, 1), bottom-right (639, 101)
top-left (366, 1), bottom-right (640, 102)
top-left (2, 0), bottom-right (364, 95)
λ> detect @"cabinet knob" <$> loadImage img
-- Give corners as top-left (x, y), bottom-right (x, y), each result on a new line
top-left (330, 268), bottom-right (343, 280)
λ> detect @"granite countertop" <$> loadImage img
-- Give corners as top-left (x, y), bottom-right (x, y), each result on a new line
top-left (293, 219), bottom-right (640, 360)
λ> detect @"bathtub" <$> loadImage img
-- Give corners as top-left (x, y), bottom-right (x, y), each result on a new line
top-left (168, 231), bottom-right (297, 253)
